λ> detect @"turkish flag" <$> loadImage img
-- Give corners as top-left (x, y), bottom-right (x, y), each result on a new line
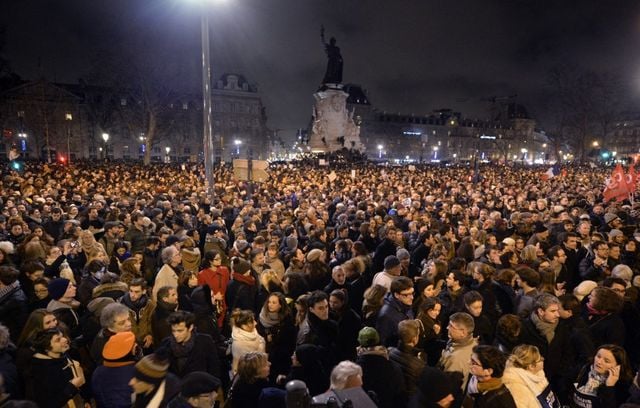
top-left (603, 164), bottom-right (629, 203)
top-left (625, 165), bottom-right (637, 195)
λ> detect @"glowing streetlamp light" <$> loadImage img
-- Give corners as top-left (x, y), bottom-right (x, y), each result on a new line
top-left (234, 139), bottom-right (242, 156)
top-left (433, 146), bottom-right (438, 160)
top-left (65, 113), bottom-right (73, 165)
top-left (102, 133), bottom-right (109, 160)
top-left (377, 144), bottom-right (383, 159)
top-left (165, 146), bottom-right (171, 163)
top-left (592, 140), bottom-right (599, 147)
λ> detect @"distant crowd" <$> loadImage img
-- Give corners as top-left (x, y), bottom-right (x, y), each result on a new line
top-left (0, 160), bottom-right (638, 407)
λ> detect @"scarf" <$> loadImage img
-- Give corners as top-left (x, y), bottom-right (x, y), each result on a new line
top-left (259, 308), bottom-right (281, 328)
top-left (577, 366), bottom-right (607, 396)
top-left (232, 272), bottom-right (255, 286)
top-left (477, 377), bottom-right (504, 393)
top-left (169, 333), bottom-right (195, 375)
top-left (531, 312), bottom-right (558, 343)
top-left (120, 293), bottom-right (148, 313)
top-left (586, 303), bottom-right (608, 317)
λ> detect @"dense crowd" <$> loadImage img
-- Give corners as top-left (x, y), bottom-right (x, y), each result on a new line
top-left (0, 160), bottom-right (639, 408)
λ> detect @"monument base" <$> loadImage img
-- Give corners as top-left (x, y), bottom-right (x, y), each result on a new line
top-left (308, 87), bottom-right (363, 153)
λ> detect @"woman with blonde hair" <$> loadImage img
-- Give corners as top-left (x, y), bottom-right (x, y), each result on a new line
top-left (502, 344), bottom-right (558, 408)
top-left (231, 352), bottom-right (274, 408)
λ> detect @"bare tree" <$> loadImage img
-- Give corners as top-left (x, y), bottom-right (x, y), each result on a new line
top-left (544, 65), bottom-right (627, 162)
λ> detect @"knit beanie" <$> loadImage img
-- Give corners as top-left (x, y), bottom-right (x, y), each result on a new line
top-left (103, 331), bottom-right (136, 364)
top-left (134, 353), bottom-right (169, 385)
top-left (47, 278), bottom-right (70, 300)
top-left (306, 249), bottom-right (324, 263)
top-left (180, 372), bottom-right (221, 398)
top-left (358, 326), bottom-right (380, 347)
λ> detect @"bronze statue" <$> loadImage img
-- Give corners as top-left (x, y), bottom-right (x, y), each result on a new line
top-left (321, 25), bottom-right (343, 85)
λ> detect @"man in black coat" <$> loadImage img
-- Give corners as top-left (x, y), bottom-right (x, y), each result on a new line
top-left (160, 311), bottom-right (221, 379)
top-left (519, 293), bottom-right (573, 405)
top-left (371, 226), bottom-right (399, 274)
top-left (0, 266), bottom-right (28, 343)
top-left (388, 319), bottom-right (425, 402)
top-left (376, 276), bottom-right (414, 347)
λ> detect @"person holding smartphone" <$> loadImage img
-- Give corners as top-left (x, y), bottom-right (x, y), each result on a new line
top-left (571, 344), bottom-right (633, 407)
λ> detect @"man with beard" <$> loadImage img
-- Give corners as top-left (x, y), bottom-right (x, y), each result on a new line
top-left (120, 278), bottom-right (153, 348)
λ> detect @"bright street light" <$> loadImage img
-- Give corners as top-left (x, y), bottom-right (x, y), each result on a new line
top-left (234, 139), bottom-right (242, 155)
top-left (165, 147), bottom-right (171, 154)
top-left (102, 133), bottom-right (109, 143)
top-left (377, 144), bottom-right (383, 159)
top-left (592, 140), bottom-right (599, 147)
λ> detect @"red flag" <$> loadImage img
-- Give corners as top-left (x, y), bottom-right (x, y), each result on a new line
top-left (603, 164), bottom-right (629, 203)
top-left (626, 165), bottom-right (638, 195)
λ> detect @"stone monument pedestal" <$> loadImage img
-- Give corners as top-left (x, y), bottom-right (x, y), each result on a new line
top-left (308, 84), bottom-right (363, 153)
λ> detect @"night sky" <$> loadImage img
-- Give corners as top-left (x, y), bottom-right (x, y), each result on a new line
top-left (2, 0), bottom-right (640, 141)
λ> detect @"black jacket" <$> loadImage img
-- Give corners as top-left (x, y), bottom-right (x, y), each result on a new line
top-left (356, 349), bottom-right (405, 408)
top-left (587, 312), bottom-right (626, 349)
top-left (376, 293), bottom-right (414, 347)
top-left (29, 354), bottom-right (80, 408)
top-left (388, 343), bottom-right (425, 399)
top-left (257, 315), bottom-right (297, 379)
top-left (160, 333), bottom-right (221, 378)
top-left (0, 284), bottom-right (27, 343)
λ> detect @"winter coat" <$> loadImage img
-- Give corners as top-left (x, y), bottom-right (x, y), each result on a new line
top-left (376, 293), bottom-right (414, 347)
top-left (332, 308), bottom-right (362, 362)
top-left (438, 336), bottom-right (478, 391)
top-left (502, 364), bottom-right (554, 408)
top-left (388, 343), bottom-right (425, 399)
top-left (46, 300), bottom-right (81, 338)
top-left (296, 312), bottom-right (339, 369)
top-left (231, 378), bottom-right (271, 408)
top-left (518, 316), bottom-right (573, 400)
top-left (466, 381), bottom-right (517, 408)
top-left (0, 283), bottom-right (28, 343)
top-left (198, 266), bottom-right (230, 327)
top-left (257, 314), bottom-right (297, 378)
top-left (226, 275), bottom-right (259, 313)
top-left (231, 326), bottom-right (266, 373)
top-left (180, 248), bottom-right (201, 273)
top-left (356, 347), bottom-right (405, 408)
top-left (160, 333), bottom-right (221, 378)
top-left (29, 354), bottom-right (81, 408)
top-left (587, 312), bottom-right (626, 348)
top-left (92, 363), bottom-right (136, 408)
top-left (153, 264), bottom-right (179, 301)
top-left (571, 364), bottom-right (630, 408)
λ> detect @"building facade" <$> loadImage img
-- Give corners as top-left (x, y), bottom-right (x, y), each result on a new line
top-left (343, 84), bottom-right (547, 163)
top-left (0, 73), bottom-right (269, 162)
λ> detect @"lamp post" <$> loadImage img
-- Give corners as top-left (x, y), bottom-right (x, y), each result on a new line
top-left (65, 113), bottom-right (72, 165)
top-left (139, 135), bottom-right (146, 161)
top-left (102, 133), bottom-right (109, 160)
top-left (521, 147), bottom-right (528, 162)
top-left (234, 139), bottom-right (242, 157)
top-left (377, 144), bottom-right (383, 159)
top-left (433, 146), bottom-right (439, 160)
top-left (199, 3), bottom-right (216, 202)
top-left (165, 146), bottom-right (171, 163)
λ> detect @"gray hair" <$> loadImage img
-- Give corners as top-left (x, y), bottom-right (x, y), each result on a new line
top-left (612, 265), bottom-right (633, 284)
top-left (449, 312), bottom-right (475, 333)
top-left (330, 361), bottom-right (362, 390)
top-left (534, 293), bottom-right (560, 312)
top-left (100, 303), bottom-right (130, 329)
top-left (161, 246), bottom-right (179, 264)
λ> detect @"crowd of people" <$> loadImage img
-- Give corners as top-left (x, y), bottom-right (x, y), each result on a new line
top-left (0, 159), bottom-right (639, 407)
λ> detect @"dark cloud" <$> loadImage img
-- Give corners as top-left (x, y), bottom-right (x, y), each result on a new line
top-left (2, 0), bottom-right (640, 140)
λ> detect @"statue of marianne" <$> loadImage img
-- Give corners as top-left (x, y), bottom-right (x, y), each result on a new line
top-left (321, 25), bottom-right (343, 85)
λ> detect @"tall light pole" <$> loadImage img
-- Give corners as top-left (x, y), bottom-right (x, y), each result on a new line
top-left (102, 133), bottom-right (109, 160)
top-left (165, 146), bottom-right (171, 163)
top-left (377, 144), bottom-right (383, 159)
top-left (200, 5), bottom-right (215, 202)
top-left (65, 113), bottom-right (72, 165)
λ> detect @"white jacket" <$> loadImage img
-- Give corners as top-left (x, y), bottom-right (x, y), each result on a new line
top-left (502, 364), bottom-right (549, 408)
top-left (231, 326), bottom-right (266, 372)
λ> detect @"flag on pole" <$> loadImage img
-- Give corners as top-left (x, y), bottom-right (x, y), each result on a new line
top-left (542, 164), bottom-right (561, 181)
top-left (603, 164), bottom-right (629, 203)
